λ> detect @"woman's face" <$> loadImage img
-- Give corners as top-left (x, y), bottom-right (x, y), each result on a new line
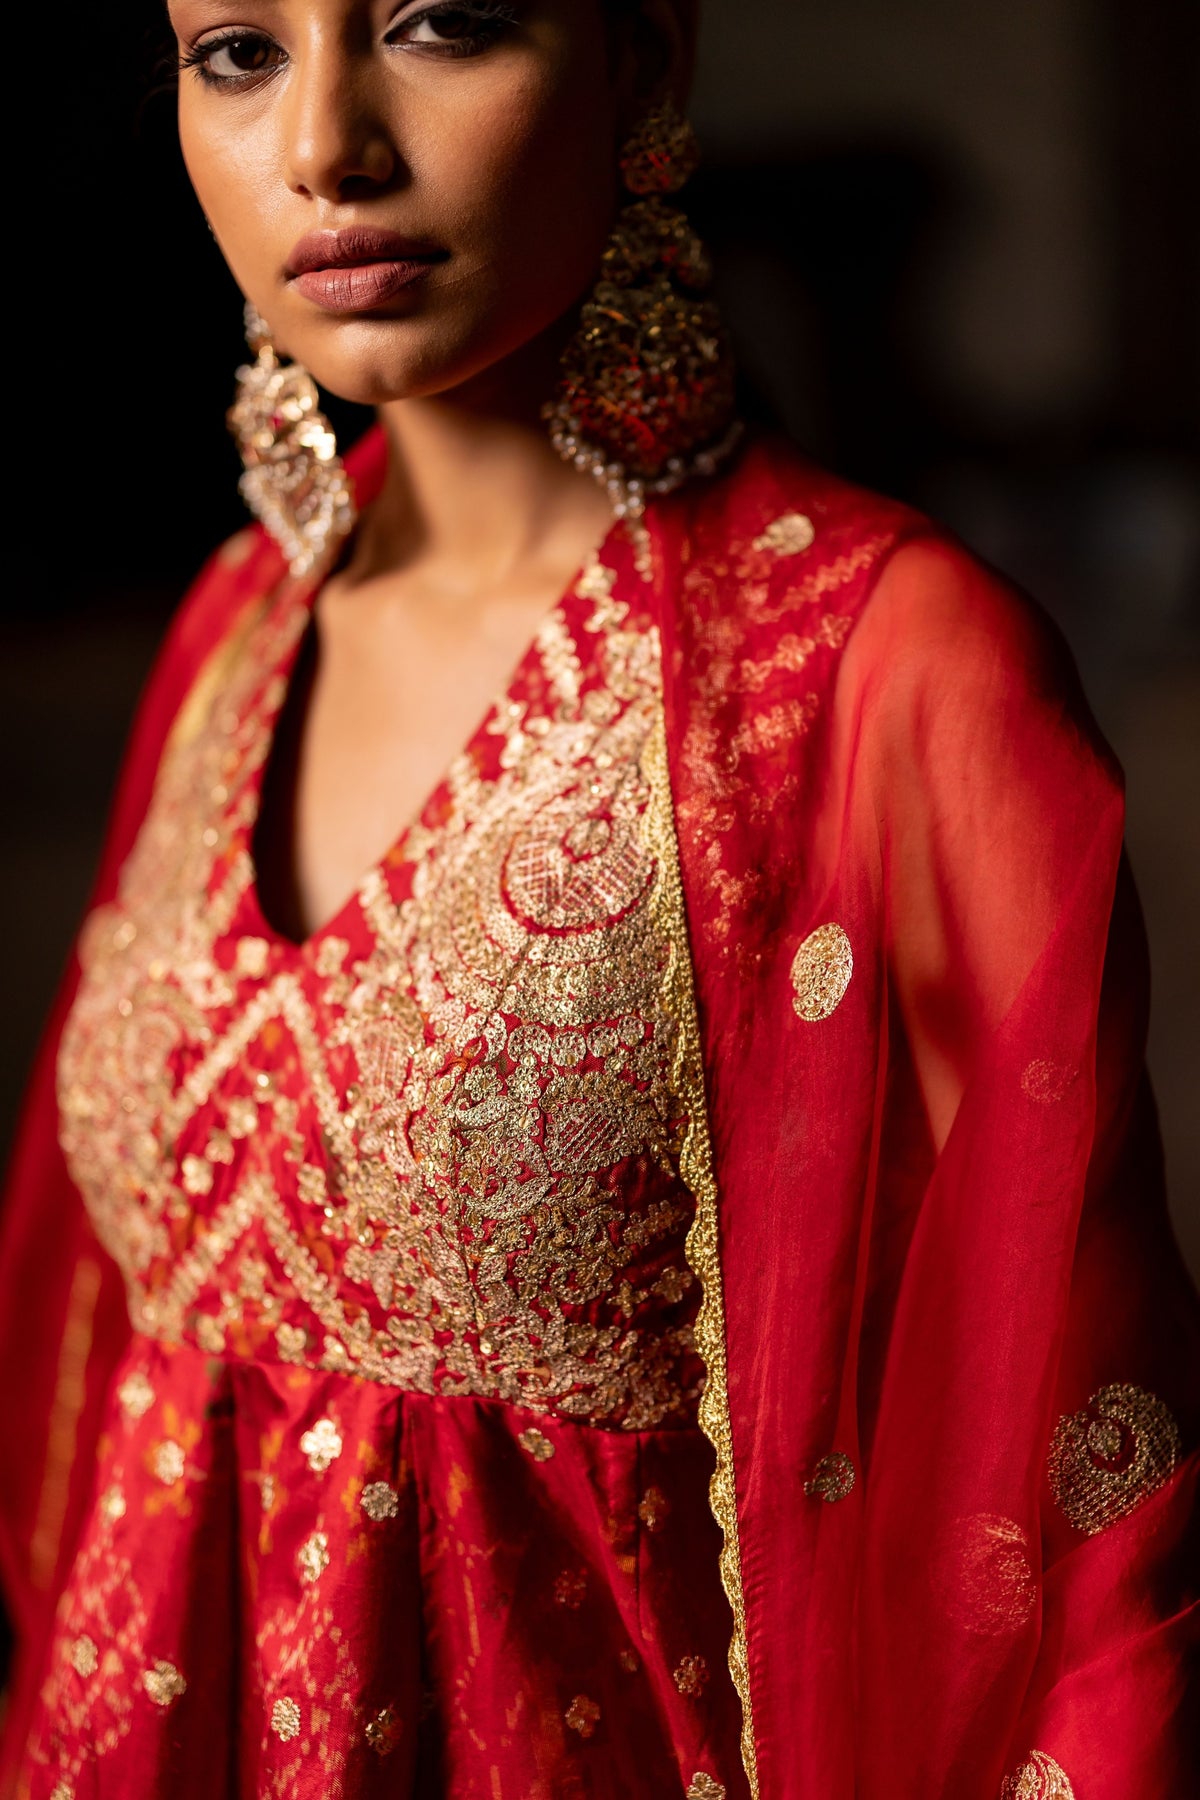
top-left (170, 0), bottom-right (638, 408)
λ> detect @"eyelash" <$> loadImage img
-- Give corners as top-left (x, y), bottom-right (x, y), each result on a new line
top-left (178, 1), bottom-right (519, 88)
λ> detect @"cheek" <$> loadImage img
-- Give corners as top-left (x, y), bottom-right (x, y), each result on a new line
top-left (178, 99), bottom-right (286, 297)
top-left (429, 68), bottom-right (619, 302)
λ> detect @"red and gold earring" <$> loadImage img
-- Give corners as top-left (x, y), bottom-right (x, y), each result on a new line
top-left (227, 302), bottom-right (357, 578)
top-left (543, 98), bottom-right (741, 517)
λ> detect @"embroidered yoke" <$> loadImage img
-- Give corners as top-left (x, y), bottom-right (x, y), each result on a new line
top-left (24, 538), bottom-right (746, 1800)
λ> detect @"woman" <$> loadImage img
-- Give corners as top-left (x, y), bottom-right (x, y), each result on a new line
top-left (0, 1), bottom-right (1195, 1796)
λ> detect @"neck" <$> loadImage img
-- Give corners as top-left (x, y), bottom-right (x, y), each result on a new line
top-left (347, 327), bottom-right (613, 591)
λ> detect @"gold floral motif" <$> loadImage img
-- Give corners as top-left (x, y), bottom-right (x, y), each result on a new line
top-left (673, 1654), bottom-right (709, 1697)
top-left (315, 935), bottom-right (350, 978)
top-left (752, 512), bottom-right (815, 556)
top-left (276, 1322), bottom-right (308, 1362)
top-left (554, 1569), bottom-right (588, 1608)
top-left (180, 1154), bottom-right (214, 1198)
top-left (790, 924), bottom-right (853, 1022)
top-left (206, 1128), bottom-right (234, 1166)
top-left (803, 1451), bottom-right (856, 1503)
top-left (226, 1095), bottom-right (258, 1138)
top-left (99, 1485), bottom-right (126, 1524)
top-left (34, 1537), bottom-right (150, 1768)
top-left (152, 1440), bottom-right (185, 1486)
top-left (68, 1635), bottom-right (98, 1677)
top-left (141, 1660), bottom-right (186, 1707)
top-left (638, 1485), bottom-right (670, 1531)
top-left (271, 1695), bottom-right (302, 1741)
top-left (1048, 1382), bottom-right (1180, 1534)
top-left (618, 1647), bottom-right (639, 1672)
top-left (364, 1705), bottom-right (401, 1755)
top-left (50, 1783), bottom-right (74, 1800)
top-left (564, 1694), bottom-right (601, 1738)
top-left (116, 1371), bottom-right (155, 1421)
top-left (517, 1426), bottom-right (555, 1461)
top-left (235, 936), bottom-right (270, 979)
top-left (687, 1777), bottom-right (726, 1800)
top-left (298, 1417), bottom-right (342, 1474)
top-left (360, 1481), bottom-right (400, 1522)
top-left (1000, 1750), bottom-right (1075, 1798)
top-left (297, 1530), bottom-right (329, 1585)
top-left (194, 1314), bottom-right (225, 1354)
top-left (296, 1165), bottom-right (326, 1207)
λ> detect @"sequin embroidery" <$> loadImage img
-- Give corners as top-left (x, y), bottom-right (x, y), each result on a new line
top-left (1047, 1382), bottom-right (1180, 1534)
top-left (56, 562), bottom-right (706, 1433)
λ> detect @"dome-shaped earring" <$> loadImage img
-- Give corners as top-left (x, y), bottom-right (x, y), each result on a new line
top-left (227, 302), bottom-right (357, 578)
top-left (543, 99), bottom-right (741, 517)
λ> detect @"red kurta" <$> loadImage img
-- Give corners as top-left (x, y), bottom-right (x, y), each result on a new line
top-left (1, 428), bottom-right (1196, 1800)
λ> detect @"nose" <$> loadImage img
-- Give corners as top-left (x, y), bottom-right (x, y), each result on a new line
top-left (282, 32), bottom-right (398, 202)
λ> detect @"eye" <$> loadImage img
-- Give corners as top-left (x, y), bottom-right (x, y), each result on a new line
top-left (180, 31), bottom-right (284, 87)
top-left (389, 2), bottom-right (517, 56)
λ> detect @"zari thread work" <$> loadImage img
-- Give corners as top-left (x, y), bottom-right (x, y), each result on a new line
top-left (57, 543), bottom-right (711, 1434)
top-left (643, 711), bottom-right (760, 1797)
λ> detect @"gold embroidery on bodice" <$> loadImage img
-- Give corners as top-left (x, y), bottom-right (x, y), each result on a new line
top-left (59, 554), bottom-right (704, 1428)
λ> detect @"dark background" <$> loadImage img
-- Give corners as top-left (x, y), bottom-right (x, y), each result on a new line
top-left (4, 0), bottom-right (1198, 1294)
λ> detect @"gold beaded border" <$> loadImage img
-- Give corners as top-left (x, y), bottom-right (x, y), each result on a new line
top-left (644, 704), bottom-right (760, 1798)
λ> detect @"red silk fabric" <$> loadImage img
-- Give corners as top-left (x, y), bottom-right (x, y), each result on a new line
top-left (1, 427), bottom-right (1196, 1799)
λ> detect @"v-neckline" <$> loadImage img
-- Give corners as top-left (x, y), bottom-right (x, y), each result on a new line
top-left (239, 510), bottom-right (627, 958)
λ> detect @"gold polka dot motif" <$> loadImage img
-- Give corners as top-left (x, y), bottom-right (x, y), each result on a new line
top-left (1047, 1382), bottom-right (1180, 1534)
top-left (752, 512), bottom-right (815, 556)
top-left (790, 924), bottom-right (853, 1022)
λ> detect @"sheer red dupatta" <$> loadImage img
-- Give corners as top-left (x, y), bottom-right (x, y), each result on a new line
top-left (1, 423), bottom-right (1194, 1800)
top-left (652, 442), bottom-right (1198, 1798)
top-left (0, 430), bottom-right (386, 1786)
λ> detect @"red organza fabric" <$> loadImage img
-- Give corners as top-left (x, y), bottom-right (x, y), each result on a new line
top-left (1, 428), bottom-right (1196, 1800)
top-left (10, 526), bottom-right (745, 1798)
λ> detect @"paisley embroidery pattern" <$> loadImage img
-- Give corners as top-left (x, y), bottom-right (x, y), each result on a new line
top-left (1000, 1750), bottom-right (1075, 1799)
top-left (790, 924), bottom-right (854, 1022)
top-left (803, 1451), bottom-right (856, 1502)
top-left (1047, 1382), bottom-right (1180, 1535)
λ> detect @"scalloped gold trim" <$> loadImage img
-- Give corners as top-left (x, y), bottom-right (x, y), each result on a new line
top-left (645, 706), bottom-right (760, 1798)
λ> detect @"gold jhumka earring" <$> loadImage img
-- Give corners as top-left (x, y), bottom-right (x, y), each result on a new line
top-left (543, 98), bottom-right (740, 518)
top-left (227, 302), bottom-right (357, 578)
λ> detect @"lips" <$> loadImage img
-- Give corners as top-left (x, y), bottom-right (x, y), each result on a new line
top-left (285, 227), bottom-right (445, 312)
